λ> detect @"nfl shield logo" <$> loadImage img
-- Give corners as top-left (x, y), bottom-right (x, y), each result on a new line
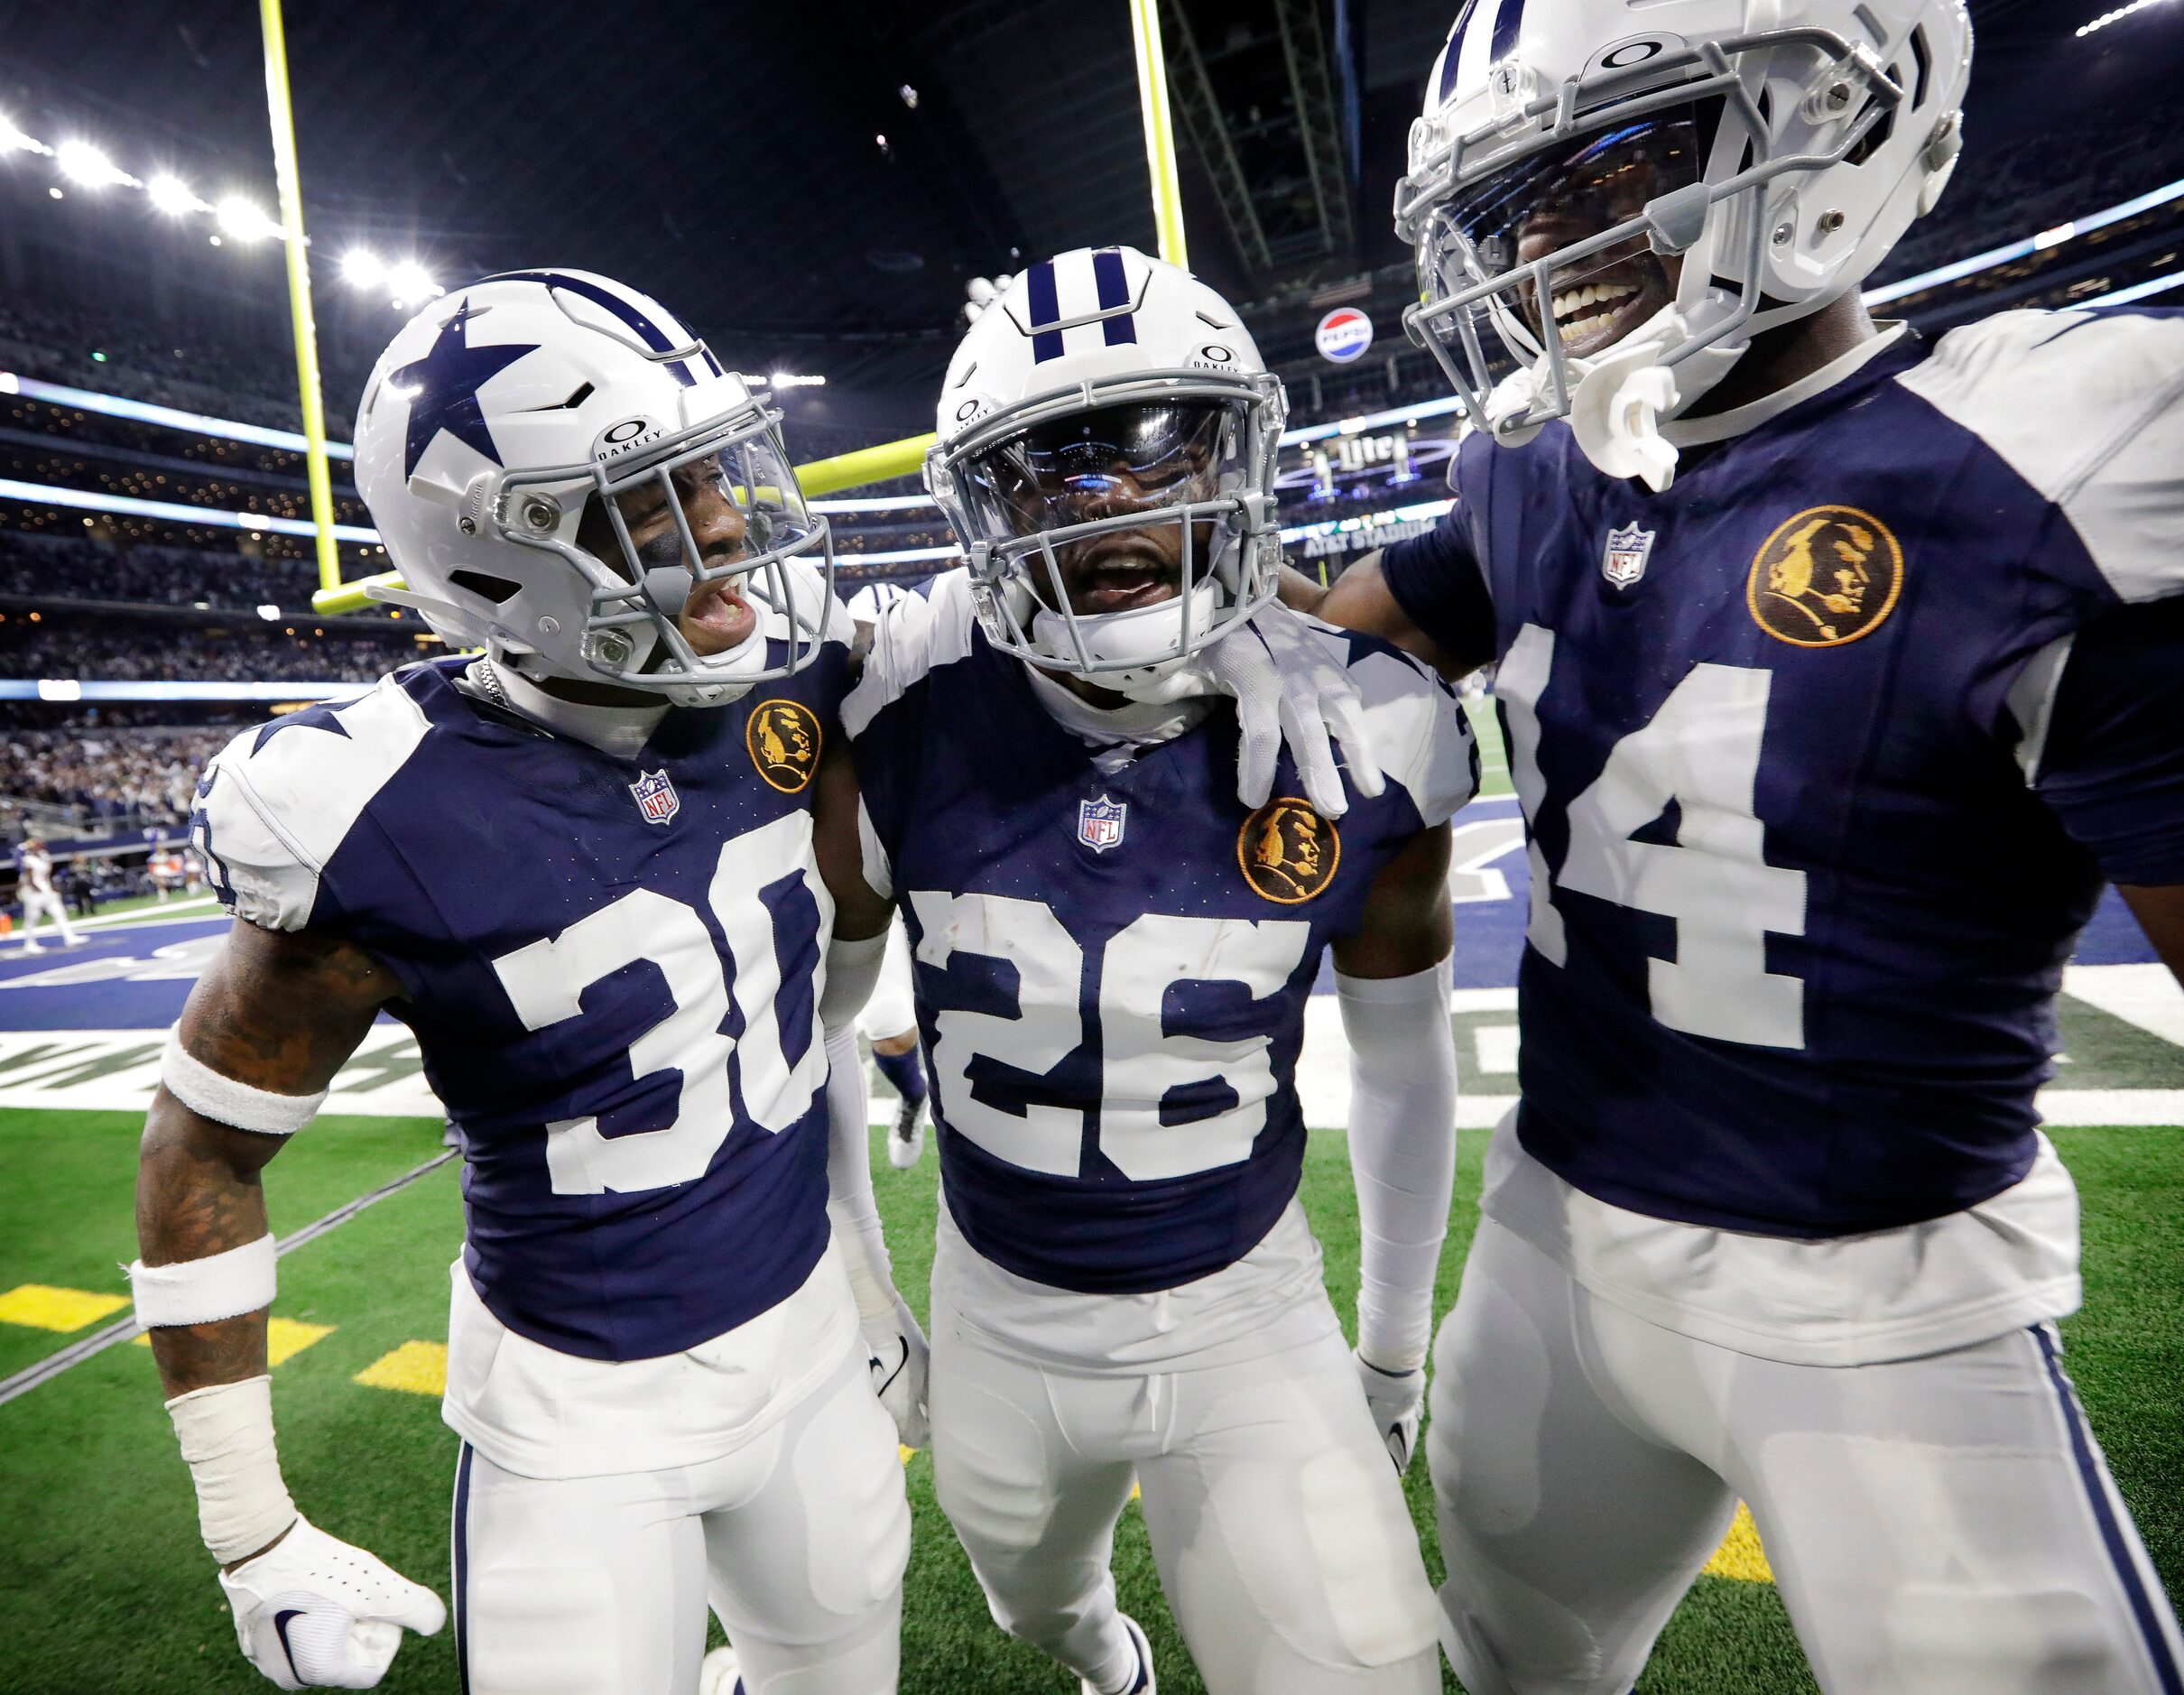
top-left (1078, 793), bottom-right (1127, 853)
top-left (629, 769), bottom-right (680, 826)
top-left (1602, 523), bottom-right (1655, 590)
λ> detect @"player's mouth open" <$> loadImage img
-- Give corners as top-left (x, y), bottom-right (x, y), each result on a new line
top-left (1070, 541), bottom-right (1178, 615)
top-left (680, 572), bottom-right (756, 653)
top-left (1550, 263), bottom-right (1666, 360)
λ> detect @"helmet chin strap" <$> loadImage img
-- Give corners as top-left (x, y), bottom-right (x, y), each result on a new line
top-left (1486, 306), bottom-right (1749, 493)
top-left (1028, 578), bottom-right (1224, 697)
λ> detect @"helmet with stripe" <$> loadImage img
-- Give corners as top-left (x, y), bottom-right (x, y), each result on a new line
top-left (353, 269), bottom-right (834, 707)
top-left (1398, 0), bottom-right (1970, 474)
top-left (924, 246), bottom-right (1285, 696)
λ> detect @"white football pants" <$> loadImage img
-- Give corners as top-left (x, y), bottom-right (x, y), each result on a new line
top-left (1430, 1216), bottom-right (2184, 1695)
top-left (451, 1346), bottom-right (909, 1695)
top-left (18, 886), bottom-right (76, 945)
top-left (930, 1290), bottom-right (1441, 1695)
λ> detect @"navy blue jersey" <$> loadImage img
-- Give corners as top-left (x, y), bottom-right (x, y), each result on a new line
top-left (1380, 309), bottom-right (2184, 1239)
top-left (191, 643), bottom-right (849, 1360)
top-left (846, 573), bottom-right (1475, 1293)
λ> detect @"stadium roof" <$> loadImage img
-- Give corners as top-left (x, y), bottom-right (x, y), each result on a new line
top-left (0, 0), bottom-right (2176, 440)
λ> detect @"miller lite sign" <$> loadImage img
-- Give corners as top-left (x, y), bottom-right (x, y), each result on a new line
top-left (1314, 307), bottom-right (1374, 365)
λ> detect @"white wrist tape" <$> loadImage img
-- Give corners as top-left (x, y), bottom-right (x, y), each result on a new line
top-left (161, 1030), bottom-right (328, 1135)
top-left (1337, 961), bottom-right (1458, 1375)
top-left (166, 1375), bottom-right (299, 1564)
top-left (819, 931), bottom-right (889, 1036)
top-left (130, 1233), bottom-right (277, 1329)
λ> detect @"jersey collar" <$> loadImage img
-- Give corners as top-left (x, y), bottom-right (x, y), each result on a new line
top-left (1661, 322), bottom-right (1913, 450)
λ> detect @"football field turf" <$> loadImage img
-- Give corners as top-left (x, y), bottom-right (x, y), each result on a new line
top-left (1, 1106), bottom-right (2177, 1695)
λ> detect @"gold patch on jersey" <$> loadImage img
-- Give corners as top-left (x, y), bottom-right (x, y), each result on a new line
top-left (1747, 505), bottom-right (1903, 648)
top-left (1238, 797), bottom-right (1340, 904)
top-left (746, 698), bottom-right (821, 793)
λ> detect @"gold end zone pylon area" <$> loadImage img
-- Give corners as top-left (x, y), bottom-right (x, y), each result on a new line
top-left (309, 430), bottom-right (939, 617)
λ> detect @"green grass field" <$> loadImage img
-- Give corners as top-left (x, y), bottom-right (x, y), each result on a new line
top-left (1, 1105), bottom-right (2177, 1695)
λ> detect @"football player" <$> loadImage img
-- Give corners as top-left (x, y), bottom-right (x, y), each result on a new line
top-left (837, 248), bottom-right (1478, 1694)
top-left (132, 272), bottom-right (926, 1695)
top-left (1286, 4), bottom-right (2184, 1691)
top-left (14, 835), bottom-right (81, 952)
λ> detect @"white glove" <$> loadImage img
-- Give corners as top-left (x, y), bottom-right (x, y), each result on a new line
top-left (218, 1514), bottom-right (444, 1690)
top-left (1354, 1349), bottom-right (1425, 1477)
top-left (1200, 602), bottom-right (1386, 820)
top-left (864, 1292), bottom-right (930, 1450)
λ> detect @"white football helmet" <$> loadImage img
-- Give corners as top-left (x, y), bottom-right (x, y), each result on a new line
top-left (353, 270), bottom-right (833, 707)
top-left (924, 247), bottom-right (1285, 694)
top-left (1398, 0), bottom-right (1970, 455)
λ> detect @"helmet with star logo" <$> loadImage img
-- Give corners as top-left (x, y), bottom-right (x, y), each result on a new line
top-left (352, 270), bottom-right (838, 707)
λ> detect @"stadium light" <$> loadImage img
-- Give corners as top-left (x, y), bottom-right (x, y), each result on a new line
top-left (0, 111), bottom-right (51, 155)
top-left (341, 248), bottom-right (384, 288)
top-left (2078, 0), bottom-right (2170, 38)
top-left (146, 174), bottom-right (206, 216)
top-left (216, 195), bottom-right (282, 242)
top-left (255, 604), bottom-right (282, 620)
top-left (384, 262), bottom-right (440, 306)
top-left (57, 140), bottom-right (135, 190)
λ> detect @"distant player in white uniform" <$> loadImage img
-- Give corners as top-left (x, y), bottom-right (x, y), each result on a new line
top-left (15, 836), bottom-right (80, 951)
top-left (134, 272), bottom-right (932, 1695)
top-left (1292, 3), bottom-right (2184, 1690)
top-left (838, 249), bottom-right (1477, 1694)
top-left (843, 579), bottom-right (935, 1169)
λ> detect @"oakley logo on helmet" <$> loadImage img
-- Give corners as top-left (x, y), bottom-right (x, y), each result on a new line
top-left (1188, 343), bottom-right (1238, 371)
top-left (593, 416), bottom-right (662, 461)
top-left (1594, 36), bottom-right (1677, 72)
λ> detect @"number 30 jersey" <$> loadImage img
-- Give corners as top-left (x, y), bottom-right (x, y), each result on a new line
top-left (1384, 308), bottom-right (2184, 1245)
top-left (190, 646), bottom-right (849, 1362)
top-left (845, 572), bottom-right (1476, 1294)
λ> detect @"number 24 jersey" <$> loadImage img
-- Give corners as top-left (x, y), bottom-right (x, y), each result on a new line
top-left (1384, 308), bottom-right (2184, 1241)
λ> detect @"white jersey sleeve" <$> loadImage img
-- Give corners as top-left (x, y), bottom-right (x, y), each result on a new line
top-left (190, 676), bottom-right (433, 932)
top-left (1333, 628), bottom-right (1478, 828)
top-left (1897, 308), bottom-right (2184, 604)
top-left (842, 567), bottom-right (977, 739)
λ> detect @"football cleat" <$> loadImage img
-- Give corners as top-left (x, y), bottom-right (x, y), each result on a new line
top-left (1081, 1612), bottom-right (1156, 1695)
top-left (698, 1644), bottom-right (745, 1695)
top-left (886, 1092), bottom-right (926, 1170)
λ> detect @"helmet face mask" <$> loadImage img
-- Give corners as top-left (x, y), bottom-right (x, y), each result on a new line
top-left (490, 406), bottom-right (830, 700)
top-left (926, 248), bottom-right (1287, 695)
top-left (1397, 6), bottom-right (1963, 443)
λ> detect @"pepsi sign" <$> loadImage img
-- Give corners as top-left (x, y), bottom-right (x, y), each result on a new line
top-left (1314, 307), bottom-right (1374, 365)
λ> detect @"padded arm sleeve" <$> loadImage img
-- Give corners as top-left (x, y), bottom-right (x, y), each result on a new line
top-left (823, 1023), bottom-right (898, 1322)
top-left (2035, 594), bottom-right (2184, 886)
top-left (1337, 960), bottom-right (1458, 1375)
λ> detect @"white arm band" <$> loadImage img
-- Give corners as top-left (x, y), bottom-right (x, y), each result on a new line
top-left (822, 1023), bottom-right (898, 1322)
top-left (129, 1232), bottom-right (276, 1329)
top-left (161, 1030), bottom-right (328, 1135)
top-left (819, 931), bottom-right (889, 1039)
top-left (1337, 961), bottom-right (1458, 1375)
top-left (166, 1375), bottom-right (299, 1563)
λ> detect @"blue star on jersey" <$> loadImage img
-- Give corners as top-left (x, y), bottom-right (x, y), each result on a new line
top-left (390, 297), bottom-right (541, 478)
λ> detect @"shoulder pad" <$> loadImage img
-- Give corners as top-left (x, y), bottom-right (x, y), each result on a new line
top-left (190, 678), bottom-right (433, 931)
top-left (844, 567), bottom-right (978, 737)
top-left (1898, 308), bottom-right (2184, 603)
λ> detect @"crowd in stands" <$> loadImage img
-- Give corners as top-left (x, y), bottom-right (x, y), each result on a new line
top-left (0, 725), bottom-right (227, 832)
top-left (0, 625), bottom-right (410, 684)
top-left (0, 299), bottom-right (359, 440)
top-left (0, 531), bottom-right (328, 611)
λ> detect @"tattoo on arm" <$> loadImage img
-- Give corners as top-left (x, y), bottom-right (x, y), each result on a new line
top-left (136, 921), bottom-right (391, 1398)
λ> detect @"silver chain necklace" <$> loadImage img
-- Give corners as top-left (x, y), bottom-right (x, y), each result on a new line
top-left (472, 654), bottom-right (512, 710)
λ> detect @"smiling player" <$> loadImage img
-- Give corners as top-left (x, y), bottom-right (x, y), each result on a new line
top-left (1288, 3), bottom-right (2184, 1690)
